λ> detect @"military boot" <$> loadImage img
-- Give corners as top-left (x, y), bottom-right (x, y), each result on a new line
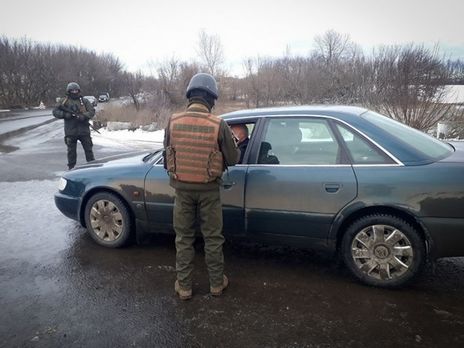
top-left (210, 275), bottom-right (229, 297)
top-left (174, 280), bottom-right (192, 300)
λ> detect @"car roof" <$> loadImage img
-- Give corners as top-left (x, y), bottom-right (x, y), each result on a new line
top-left (220, 105), bottom-right (368, 120)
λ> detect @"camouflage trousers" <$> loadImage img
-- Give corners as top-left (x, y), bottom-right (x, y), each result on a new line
top-left (65, 134), bottom-right (94, 169)
top-left (173, 189), bottom-right (224, 289)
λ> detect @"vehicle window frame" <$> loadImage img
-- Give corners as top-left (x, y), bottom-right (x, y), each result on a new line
top-left (360, 110), bottom-right (453, 164)
top-left (152, 150), bottom-right (165, 166)
top-left (331, 120), bottom-right (396, 165)
top-left (225, 117), bottom-right (262, 165)
top-left (247, 116), bottom-right (352, 166)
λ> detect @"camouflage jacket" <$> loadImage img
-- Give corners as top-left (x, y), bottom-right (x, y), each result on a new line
top-left (52, 96), bottom-right (95, 136)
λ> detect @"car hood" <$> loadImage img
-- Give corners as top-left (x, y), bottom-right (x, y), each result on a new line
top-left (74, 151), bottom-right (152, 169)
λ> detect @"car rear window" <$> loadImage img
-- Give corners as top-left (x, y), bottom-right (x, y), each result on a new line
top-left (361, 111), bottom-right (453, 163)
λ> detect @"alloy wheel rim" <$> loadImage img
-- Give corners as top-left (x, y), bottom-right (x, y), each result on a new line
top-left (351, 224), bottom-right (414, 281)
top-left (89, 200), bottom-right (123, 242)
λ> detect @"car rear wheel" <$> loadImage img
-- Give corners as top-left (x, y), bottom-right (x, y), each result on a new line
top-left (84, 192), bottom-right (132, 248)
top-left (341, 214), bottom-right (425, 288)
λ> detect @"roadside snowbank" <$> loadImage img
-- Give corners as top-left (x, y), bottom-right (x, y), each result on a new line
top-left (92, 128), bottom-right (164, 150)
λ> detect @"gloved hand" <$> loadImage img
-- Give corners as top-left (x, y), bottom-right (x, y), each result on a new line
top-left (77, 114), bottom-right (87, 121)
top-left (64, 112), bottom-right (73, 120)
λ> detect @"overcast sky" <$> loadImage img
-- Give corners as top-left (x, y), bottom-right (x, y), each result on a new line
top-left (1, 0), bottom-right (463, 75)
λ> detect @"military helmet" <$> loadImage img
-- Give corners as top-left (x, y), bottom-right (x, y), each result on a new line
top-left (66, 82), bottom-right (81, 93)
top-left (186, 73), bottom-right (218, 99)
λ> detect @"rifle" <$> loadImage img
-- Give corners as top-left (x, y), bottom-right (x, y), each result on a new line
top-left (58, 104), bottom-right (101, 134)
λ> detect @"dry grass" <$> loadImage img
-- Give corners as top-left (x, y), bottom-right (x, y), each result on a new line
top-left (96, 103), bottom-right (158, 127)
top-left (96, 100), bottom-right (249, 129)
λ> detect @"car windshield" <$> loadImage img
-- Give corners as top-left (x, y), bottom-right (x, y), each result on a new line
top-left (361, 111), bottom-right (453, 162)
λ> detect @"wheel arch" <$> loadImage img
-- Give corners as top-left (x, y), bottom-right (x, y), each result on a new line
top-left (79, 187), bottom-right (135, 229)
top-left (333, 205), bottom-right (433, 258)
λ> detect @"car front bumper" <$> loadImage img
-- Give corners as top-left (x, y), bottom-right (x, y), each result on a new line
top-left (55, 192), bottom-right (81, 222)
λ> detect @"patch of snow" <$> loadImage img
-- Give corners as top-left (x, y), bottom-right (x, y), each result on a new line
top-left (140, 123), bottom-right (158, 132)
top-left (443, 85), bottom-right (464, 104)
top-left (0, 109), bottom-right (11, 113)
top-left (106, 121), bottom-right (133, 131)
top-left (92, 128), bottom-right (164, 150)
top-left (31, 101), bottom-right (46, 110)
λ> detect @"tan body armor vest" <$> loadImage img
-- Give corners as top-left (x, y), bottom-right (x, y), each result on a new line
top-left (167, 112), bottom-right (224, 183)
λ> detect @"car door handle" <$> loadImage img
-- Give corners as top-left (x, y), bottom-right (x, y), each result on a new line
top-left (222, 181), bottom-right (236, 189)
top-left (324, 183), bottom-right (340, 193)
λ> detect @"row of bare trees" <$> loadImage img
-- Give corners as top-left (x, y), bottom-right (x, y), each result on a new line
top-left (1, 31), bottom-right (463, 131)
top-left (239, 31), bottom-right (463, 130)
top-left (0, 37), bottom-right (130, 108)
top-left (143, 30), bottom-right (463, 131)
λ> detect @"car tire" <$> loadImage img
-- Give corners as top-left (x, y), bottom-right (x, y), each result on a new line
top-left (84, 192), bottom-right (132, 248)
top-left (341, 214), bottom-right (425, 288)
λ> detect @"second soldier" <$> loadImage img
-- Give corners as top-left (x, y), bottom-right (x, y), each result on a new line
top-left (53, 82), bottom-right (96, 170)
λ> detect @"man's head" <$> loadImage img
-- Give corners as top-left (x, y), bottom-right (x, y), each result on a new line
top-left (186, 73), bottom-right (218, 111)
top-left (231, 124), bottom-right (249, 143)
top-left (66, 82), bottom-right (81, 99)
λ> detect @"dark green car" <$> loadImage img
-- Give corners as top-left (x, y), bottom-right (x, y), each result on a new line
top-left (55, 106), bottom-right (464, 287)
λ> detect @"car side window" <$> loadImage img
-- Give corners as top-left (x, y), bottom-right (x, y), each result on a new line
top-left (258, 118), bottom-right (340, 165)
top-left (336, 124), bottom-right (394, 164)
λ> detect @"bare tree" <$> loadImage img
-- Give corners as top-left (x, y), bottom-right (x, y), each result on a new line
top-left (157, 58), bottom-right (181, 106)
top-left (362, 44), bottom-right (455, 130)
top-left (123, 71), bottom-right (143, 110)
top-left (156, 58), bottom-right (199, 107)
top-left (311, 30), bottom-right (364, 104)
top-left (314, 30), bottom-right (359, 64)
top-left (197, 29), bottom-right (224, 76)
top-left (447, 59), bottom-right (464, 84)
top-left (0, 36), bottom-right (127, 108)
top-left (443, 106), bottom-right (464, 138)
top-left (243, 57), bottom-right (262, 108)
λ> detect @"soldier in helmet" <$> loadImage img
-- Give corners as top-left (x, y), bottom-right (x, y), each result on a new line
top-left (53, 82), bottom-right (96, 170)
top-left (164, 73), bottom-right (239, 300)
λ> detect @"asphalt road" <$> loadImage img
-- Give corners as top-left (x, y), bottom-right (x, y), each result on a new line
top-left (1, 113), bottom-right (464, 348)
top-left (0, 109), bottom-right (56, 136)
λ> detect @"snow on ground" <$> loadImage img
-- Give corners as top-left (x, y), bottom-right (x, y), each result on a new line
top-left (0, 179), bottom-right (74, 262)
top-left (92, 128), bottom-right (164, 150)
top-left (444, 85), bottom-right (464, 104)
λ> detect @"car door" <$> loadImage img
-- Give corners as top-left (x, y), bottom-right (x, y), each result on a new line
top-left (143, 149), bottom-right (247, 236)
top-left (143, 159), bottom-right (175, 231)
top-left (244, 116), bottom-right (358, 242)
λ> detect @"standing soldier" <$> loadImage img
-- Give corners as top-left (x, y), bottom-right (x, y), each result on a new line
top-left (53, 82), bottom-right (96, 170)
top-left (164, 73), bottom-right (239, 300)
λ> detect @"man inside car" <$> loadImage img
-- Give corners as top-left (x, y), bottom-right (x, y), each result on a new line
top-left (231, 124), bottom-right (250, 164)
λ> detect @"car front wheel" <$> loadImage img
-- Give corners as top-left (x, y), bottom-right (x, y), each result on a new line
top-left (342, 214), bottom-right (425, 288)
top-left (84, 192), bottom-right (132, 248)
